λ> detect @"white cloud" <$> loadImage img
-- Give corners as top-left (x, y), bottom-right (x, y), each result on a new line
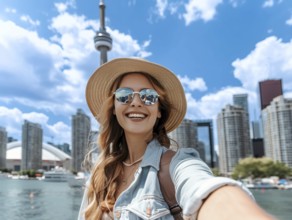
top-left (20, 15), bottom-right (40, 26)
top-left (55, 2), bottom-right (69, 13)
top-left (54, 0), bottom-right (76, 13)
top-left (178, 75), bottom-right (207, 92)
top-left (262, 0), bottom-right (283, 8)
top-left (186, 86), bottom-right (255, 120)
top-left (0, 107), bottom-right (70, 144)
top-left (232, 36), bottom-right (292, 92)
top-left (5, 8), bottom-right (17, 13)
top-left (0, 4), bottom-right (152, 144)
top-left (229, 0), bottom-right (246, 8)
top-left (262, 0), bottom-right (274, 8)
top-left (156, 0), bottom-right (168, 18)
top-left (0, 19), bottom-right (65, 102)
top-left (108, 29), bottom-right (152, 58)
top-left (286, 15), bottom-right (292, 26)
top-left (183, 0), bottom-right (223, 25)
top-left (153, 0), bottom-right (222, 25)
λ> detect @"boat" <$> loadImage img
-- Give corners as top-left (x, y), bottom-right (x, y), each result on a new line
top-left (67, 172), bottom-right (87, 188)
top-left (246, 183), bottom-right (278, 189)
top-left (43, 167), bottom-right (73, 182)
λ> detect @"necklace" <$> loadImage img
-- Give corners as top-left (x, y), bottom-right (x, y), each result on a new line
top-left (122, 156), bottom-right (143, 167)
top-left (120, 163), bottom-right (139, 185)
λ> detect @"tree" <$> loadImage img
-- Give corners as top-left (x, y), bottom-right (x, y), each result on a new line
top-left (232, 157), bottom-right (292, 179)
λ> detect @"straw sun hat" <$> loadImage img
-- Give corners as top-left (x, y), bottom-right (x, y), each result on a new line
top-left (86, 58), bottom-right (187, 133)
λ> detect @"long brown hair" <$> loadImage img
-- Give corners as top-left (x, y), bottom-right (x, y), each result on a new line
top-left (84, 72), bottom-right (172, 219)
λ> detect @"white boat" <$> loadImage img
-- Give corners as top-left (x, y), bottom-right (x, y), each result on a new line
top-left (67, 172), bottom-right (87, 188)
top-left (43, 167), bottom-right (73, 182)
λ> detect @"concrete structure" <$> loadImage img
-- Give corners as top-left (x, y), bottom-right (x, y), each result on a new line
top-left (251, 121), bottom-right (261, 139)
top-left (94, 0), bottom-right (112, 65)
top-left (233, 94), bottom-right (249, 114)
top-left (217, 105), bottom-right (252, 175)
top-left (21, 120), bottom-right (43, 170)
top-left (262, 96), bottom-right (292, 168)
top-left (252, 138), bottom-right (265, 158)
top-left (71, 109), bottom-right (91, 172)
top-left (47, 142), bottom-right (71, 155)
top-left (169, 119), bottom-right (198, 150)
top-left (6, 141), bottom-right (71, 171)
top-left (259, 79), bottom-right (283, 110)
top-left (194, 119), bottom-right (215, 168)
top-left (0, 127), bottom-right (7, 169)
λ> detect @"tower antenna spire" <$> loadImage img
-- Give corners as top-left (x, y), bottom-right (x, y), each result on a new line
top-left (94, 0), bottom-right (112, 65)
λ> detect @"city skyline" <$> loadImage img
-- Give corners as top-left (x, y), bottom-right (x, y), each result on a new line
top-left (1, 0), bottom-right (292, 148)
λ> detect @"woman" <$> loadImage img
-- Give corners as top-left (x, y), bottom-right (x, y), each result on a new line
top-left (79, 58), bottom-right (275, 220)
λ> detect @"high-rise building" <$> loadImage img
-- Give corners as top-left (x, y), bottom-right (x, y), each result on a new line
top-left (233, 94), bottom-right (249, 114)
top-left (252, 138), bottom-right (265, 158)
top-left (194, 119), bottom-right (215, 168)
top-left (21, 120), bottom-right (43, 170)
top-left (0, 127), bottom-right (7, 169)
top-left (8, 137), bottom-right (17, 143)
top-left (217, 105), bottom-right (251, 175)
top-left (259, 79), bottom-right (283, 110)
top-left (71, 109), bottom-right (91, 172)
top-left (251, 121), bottom-right (261, 139)
top-left (169, 119), bottom-right (198, 150)
top-left (262, 96), bottom-right (292, 168)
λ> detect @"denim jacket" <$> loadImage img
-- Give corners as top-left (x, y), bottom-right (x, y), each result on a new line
top-left (78, 139), bottom-right (252, 220)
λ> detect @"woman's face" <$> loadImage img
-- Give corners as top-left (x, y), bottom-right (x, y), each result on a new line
top-left (114, 73), bottom-right (161, 138)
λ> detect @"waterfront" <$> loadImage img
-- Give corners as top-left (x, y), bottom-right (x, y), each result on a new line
top-left (0, 179), bottom-right (83, 220)
top-left (0, 179), bottom-right (291, 220)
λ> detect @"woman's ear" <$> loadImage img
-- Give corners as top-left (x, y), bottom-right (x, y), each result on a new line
top-left (157, 110), bottom-right (161, 118)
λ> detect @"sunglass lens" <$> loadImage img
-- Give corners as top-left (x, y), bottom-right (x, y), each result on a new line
top-left (115, 88), bottom-right (159, 105)
top-left (115, 88), bottom-right (132, 104)
top-left (140, 89), bottom-right (159, 105)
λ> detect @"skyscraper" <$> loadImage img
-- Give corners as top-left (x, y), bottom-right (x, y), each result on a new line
top-left (21, 120), bottom-right (43, 170)
top-left (251, 121), bottom-right (261, 139)
top-left (262, 95), bottom-right (292, 168)
top-left (233, 94), bottom-right (249, 114)
top-left (259, 79), bottom-right (283, 110)
top-left (71, 109), bottom-right (91, 172)
top-left (217, 105), bottom-right (251, 174)
top-left (0, 127), bottom-right (7, 169)
top-left (194, 119), bottom-right (215, 168)
top-left (169, 119), bottom-right (198, 150)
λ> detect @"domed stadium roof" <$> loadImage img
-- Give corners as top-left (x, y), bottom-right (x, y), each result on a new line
top-left (7, 141), bottom-right (71, 161)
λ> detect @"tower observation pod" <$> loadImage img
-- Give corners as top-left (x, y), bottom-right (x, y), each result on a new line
top-left (94, 0), bottom-right (112, 65)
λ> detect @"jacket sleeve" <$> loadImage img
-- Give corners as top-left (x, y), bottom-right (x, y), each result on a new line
top-left (169, 148), bottom-right (253, 220)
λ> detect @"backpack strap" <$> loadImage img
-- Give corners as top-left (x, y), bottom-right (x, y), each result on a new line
top-left (158, 150), bottom-right (183, 219)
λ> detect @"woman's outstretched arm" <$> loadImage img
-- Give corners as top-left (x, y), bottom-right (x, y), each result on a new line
top-left (197, 185), bottom-right (276, 220)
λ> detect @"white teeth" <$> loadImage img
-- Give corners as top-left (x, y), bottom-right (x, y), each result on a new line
top-left (128, 113), bottom-right (146, 118)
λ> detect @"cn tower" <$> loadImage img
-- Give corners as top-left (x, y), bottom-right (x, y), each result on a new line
top-left (94, 0), bottom-right (112, 65)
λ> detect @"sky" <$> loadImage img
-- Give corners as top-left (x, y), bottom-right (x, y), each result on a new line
top-left (0, 0), bottom-right (292, 148)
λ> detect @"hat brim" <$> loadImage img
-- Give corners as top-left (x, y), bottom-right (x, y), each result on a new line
top-left (86, 58), bottom-right (186, 133)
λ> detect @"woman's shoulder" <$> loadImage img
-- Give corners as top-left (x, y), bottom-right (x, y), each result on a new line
top-left (169, 147), bottom-right (212, 174)
top-left (171, 147), bottom-right (201, 162)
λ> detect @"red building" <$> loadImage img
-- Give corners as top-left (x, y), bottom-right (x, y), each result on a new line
top-left (259, 79), bottom-right (283, 110)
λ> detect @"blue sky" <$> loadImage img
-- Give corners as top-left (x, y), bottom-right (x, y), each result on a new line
top-left (0, 0), bottom-right (292, 148)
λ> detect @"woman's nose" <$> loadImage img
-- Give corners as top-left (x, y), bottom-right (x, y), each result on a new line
top-left (130, 93), bottom-right (143, 107)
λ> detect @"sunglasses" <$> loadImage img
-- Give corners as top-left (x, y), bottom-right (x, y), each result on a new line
top-left (114, 87), bottom-right (159, 105)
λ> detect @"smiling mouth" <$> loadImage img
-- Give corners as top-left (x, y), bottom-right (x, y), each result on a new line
top-left (126, 113), bottom-right (147, 119)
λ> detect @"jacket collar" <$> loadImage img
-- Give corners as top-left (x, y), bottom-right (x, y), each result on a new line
top-left (140, 139), bottom-right (164, 171)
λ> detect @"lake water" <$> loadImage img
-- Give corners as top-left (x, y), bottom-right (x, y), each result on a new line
top-left (0, 179), bottom-right (291, 220)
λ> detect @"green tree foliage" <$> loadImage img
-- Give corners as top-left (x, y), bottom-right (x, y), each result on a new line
top-left (232, 157), bottom-right (292, 179)
top-left (211, 168), bottom-right (220, 176)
